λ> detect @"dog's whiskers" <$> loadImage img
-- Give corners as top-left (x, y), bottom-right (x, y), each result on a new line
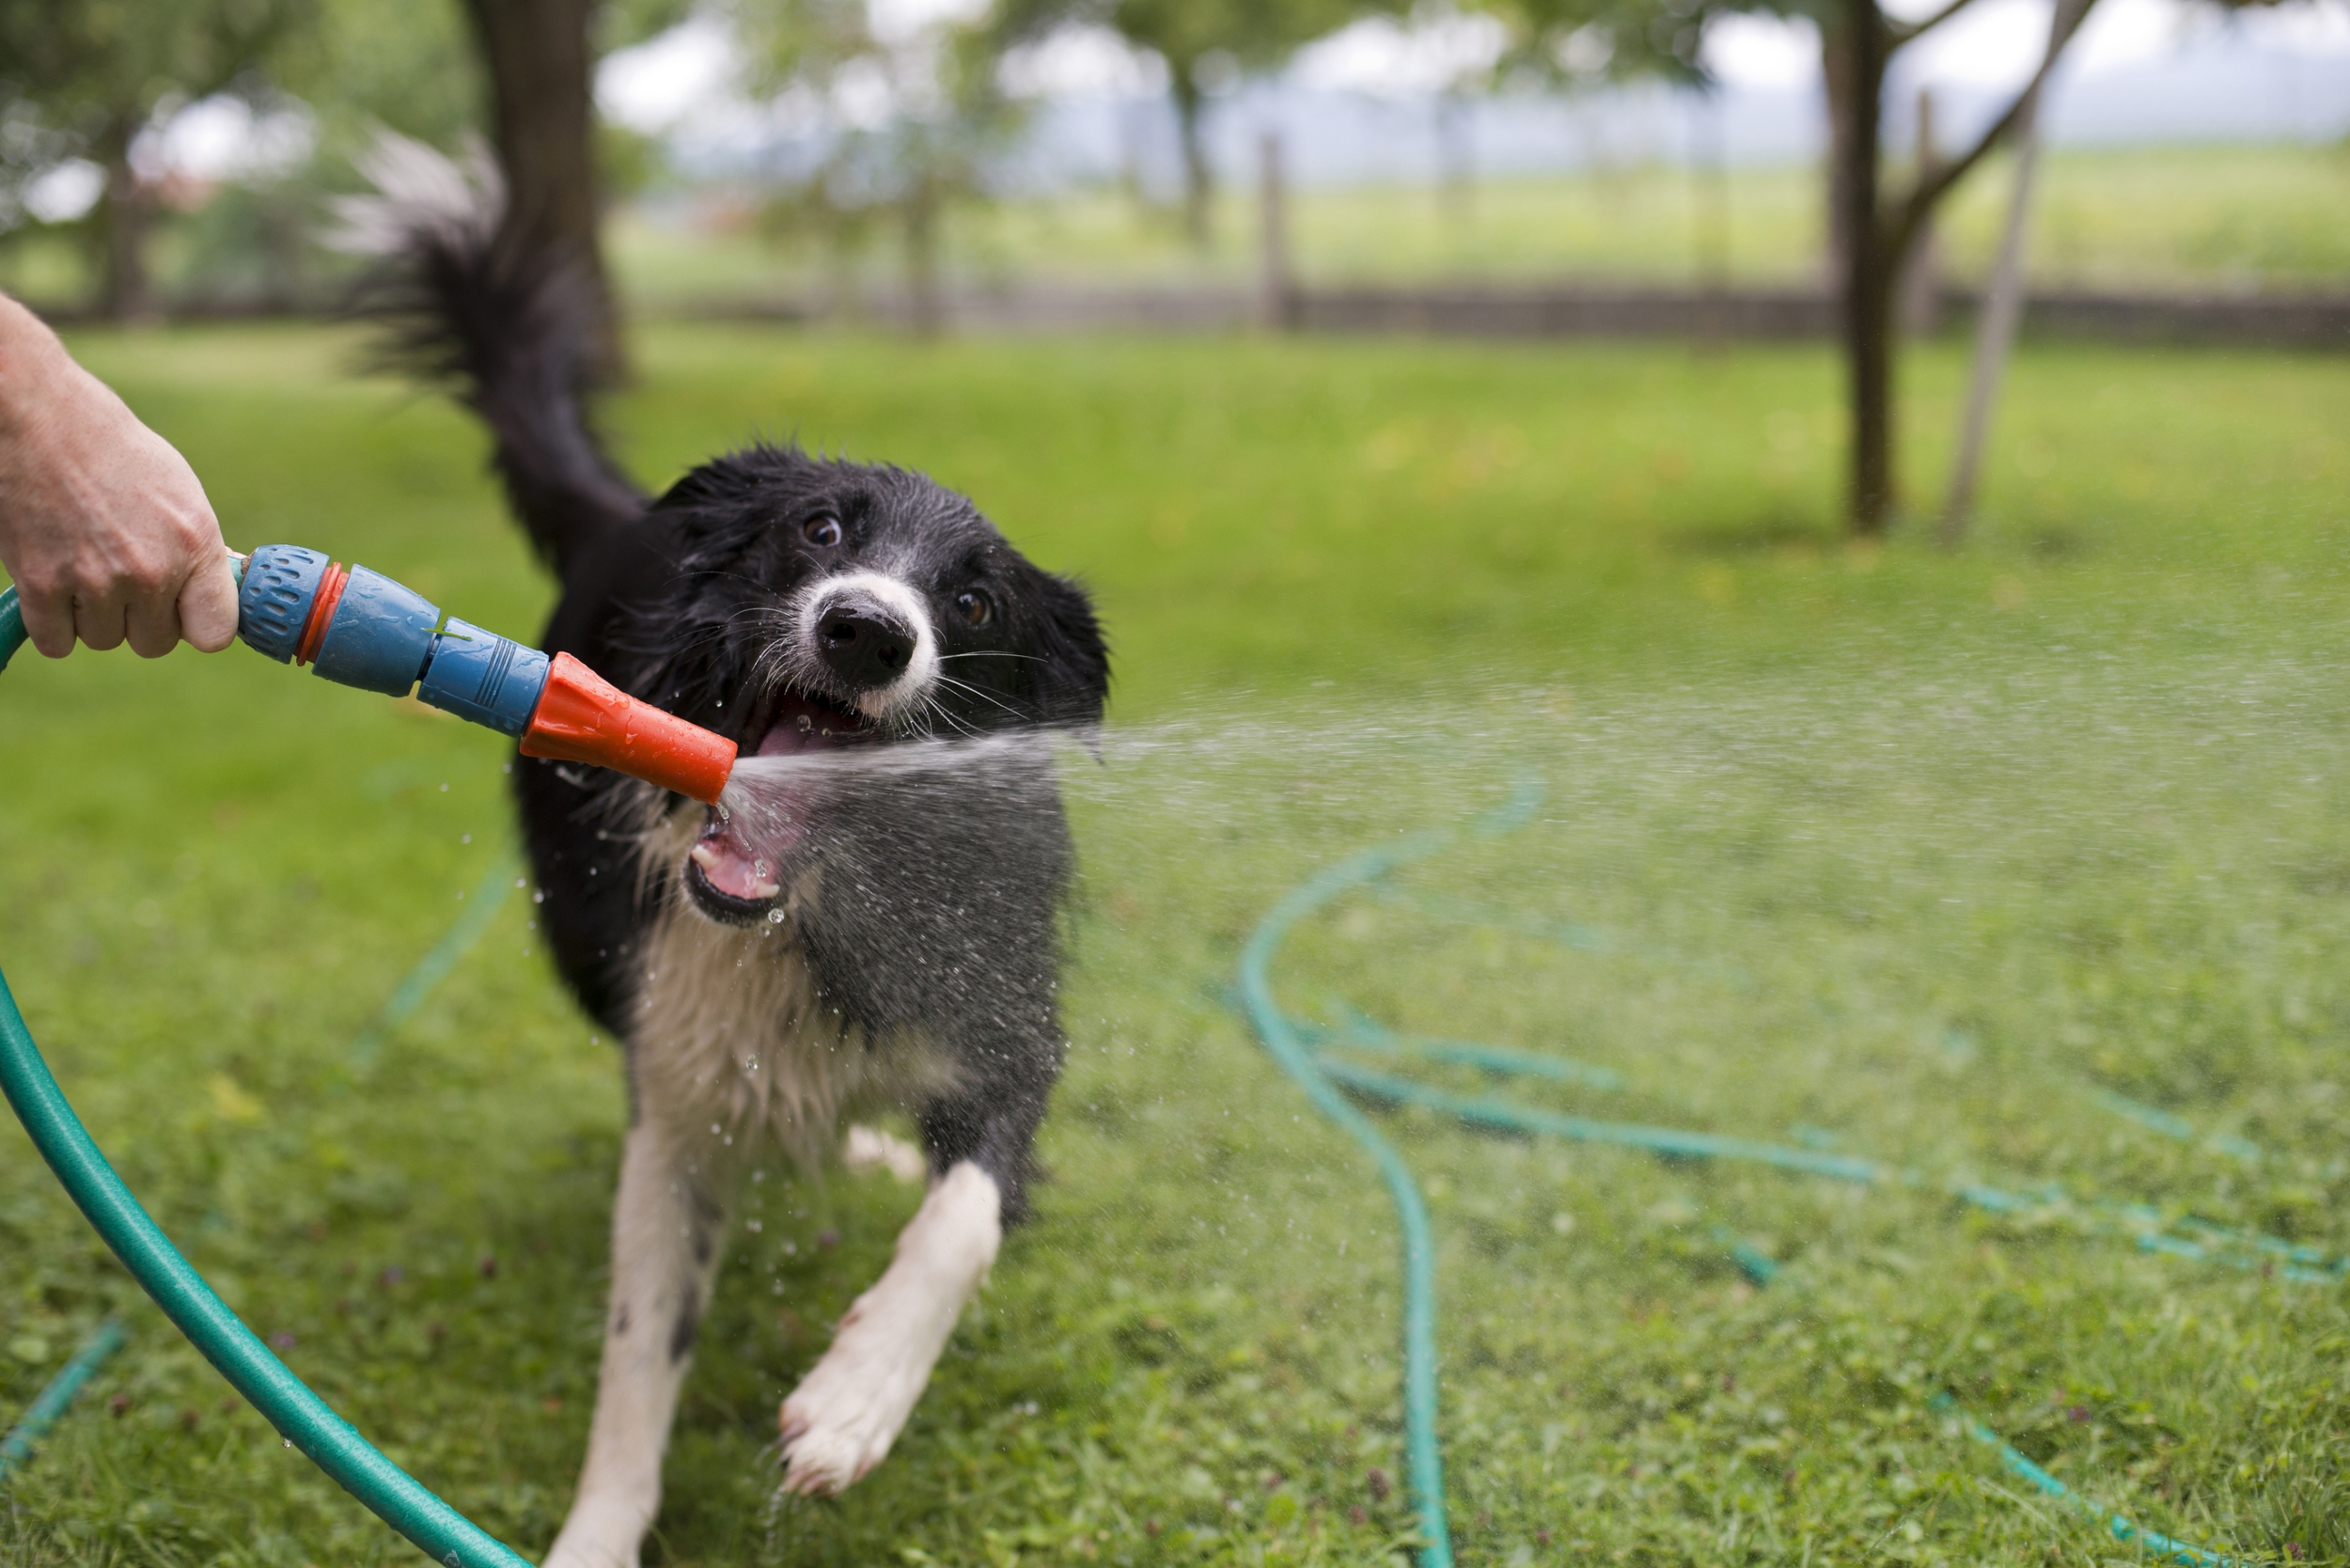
top-left (930, 671), bottom-right (1027, 723)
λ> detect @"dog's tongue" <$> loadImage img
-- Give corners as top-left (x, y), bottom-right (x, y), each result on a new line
top-left (691, 828), bottom-right (779, 902)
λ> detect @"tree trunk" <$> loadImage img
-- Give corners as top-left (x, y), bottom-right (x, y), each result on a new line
top-left (95, 110), bottom-right (154, 322)
top-left (1897, 88), bottom-right (1941, 337)
top-left (1939, 92), bottom-right (2043, 543)
top-left (1820, 25), bottom-right (1856, 295)
top-left (903, 175), bottom-right (945, 338)
top-left (461, 0), bottom-right (621, 376)
top-left (1257, 130), bottom-right (1292, 331)
top-left (1692, 88), bottom-right (1730, 349)
top-left (1435, 91), bottom-right (1472, 227)
top-left (1171, 71), bottom-right (1212, 251)
top-left (1826, 1), bottom-right (1895, 535)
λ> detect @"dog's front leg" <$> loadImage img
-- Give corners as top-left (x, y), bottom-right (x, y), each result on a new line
top-left (777, 1159), bottom-right (1002, 1496)
top-left (545, 1113), bottom-right (735, 1568)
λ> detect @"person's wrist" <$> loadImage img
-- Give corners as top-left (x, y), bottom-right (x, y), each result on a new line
top-left (0, 300), bottom-right (84, 447)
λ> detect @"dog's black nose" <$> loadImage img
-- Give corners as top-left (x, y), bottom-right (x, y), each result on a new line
top-left (815, 593), bottom-right (916, 692)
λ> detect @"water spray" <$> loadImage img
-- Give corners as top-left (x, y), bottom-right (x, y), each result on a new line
top-left (235, 543), bottom-right (736, 804)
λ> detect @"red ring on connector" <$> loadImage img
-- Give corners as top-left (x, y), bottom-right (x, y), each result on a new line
top-left (293, 561), bottom-right (349, 666)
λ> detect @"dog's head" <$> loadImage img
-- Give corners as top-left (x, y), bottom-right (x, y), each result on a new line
top-left (620, 444), bottom-right (1107, 925)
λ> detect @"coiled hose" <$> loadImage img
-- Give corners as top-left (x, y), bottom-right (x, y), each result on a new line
top-left (0, 585), bottom-right (531, 1567)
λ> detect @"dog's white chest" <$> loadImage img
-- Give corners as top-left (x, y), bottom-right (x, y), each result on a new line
top-left (629, 902), bottom-right (954, 1168)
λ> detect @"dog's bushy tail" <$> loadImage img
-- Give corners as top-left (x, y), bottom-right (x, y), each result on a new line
top-left (331, 132), bottom-right (643, 577)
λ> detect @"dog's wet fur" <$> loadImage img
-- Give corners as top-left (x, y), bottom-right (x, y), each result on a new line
top-left (345, 134), bottom-right (1104, 1564)
top-left (526, 441), bottom-right (1106, 1206)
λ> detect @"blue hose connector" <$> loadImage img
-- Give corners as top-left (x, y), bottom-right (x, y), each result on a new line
top-left (236, 545), bottom-right (329, 664)
top-left (234, 547), bottom-right (553, 735)
top-left (313, 566), bottom-right (440, 698)
top-left (416, 618), bottom-right (552, 737)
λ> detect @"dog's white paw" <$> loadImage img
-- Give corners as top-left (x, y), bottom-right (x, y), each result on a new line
top-left (541, 1503), bottom-right (646, 1568)
top-left (776, 1313), bottom-right (930, 1496)
top-left (776, 1161), bottom-right (1001, 1497)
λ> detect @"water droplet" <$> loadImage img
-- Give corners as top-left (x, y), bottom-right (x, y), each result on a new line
top-left (768, 909), bottom-right (785, 924)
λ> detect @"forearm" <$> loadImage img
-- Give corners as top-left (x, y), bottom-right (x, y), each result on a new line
top-left (0, 296), bottom-right (87, 483)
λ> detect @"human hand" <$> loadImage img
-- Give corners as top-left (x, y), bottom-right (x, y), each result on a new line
top-left (0, 298), bottom-right (238, 659)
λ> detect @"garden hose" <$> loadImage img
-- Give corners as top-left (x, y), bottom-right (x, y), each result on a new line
top-left (0, 581), bottom-right (533, 1562)
top-left (0, 1319), bottom-right (124, 1482)
top-left (1233, 784), bottom-right (1548, 1568)
top-left (1236, 781), bottom-right (2268, 1568)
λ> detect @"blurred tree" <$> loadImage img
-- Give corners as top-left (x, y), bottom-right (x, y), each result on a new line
top-left (0, 0), bottom-right (315, 319)
top-left (449, 0), bottom-right (685, 373)
top-left (1466, 0), bottom-right (2102, 535)
top-left (728, 0), bottom-right (1016, 335)
top-left (284, 0), bottom-right (484, 148)
top-left (989, 0), bottom-right (1370, 249)
top-left (1480, 0), bottom-right (2307, 534)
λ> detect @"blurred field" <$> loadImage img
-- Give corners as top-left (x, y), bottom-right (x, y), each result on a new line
top-left (2, 144), bottom-right (2345, 318)
top-left (0, 322), bottom-right (2345, 1564)
top-left (612, 142), bottom-right (2350, 307)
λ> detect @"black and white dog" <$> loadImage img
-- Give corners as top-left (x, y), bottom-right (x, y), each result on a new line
top-left (343, 138), bottom-right (1106, 1567)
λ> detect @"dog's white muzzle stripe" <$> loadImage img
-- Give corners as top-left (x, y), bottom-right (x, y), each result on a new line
top-left (801, 570), bottom-right (938, 721)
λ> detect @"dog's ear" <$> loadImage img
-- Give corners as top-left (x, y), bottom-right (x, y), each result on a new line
top-left (1025, 571), bottom-right (1109, 729)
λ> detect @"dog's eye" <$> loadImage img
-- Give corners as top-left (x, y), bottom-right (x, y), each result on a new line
top-left (955, 589), bottom-right (993, 627)
top-left (803, 516), bottom-right (842, 548)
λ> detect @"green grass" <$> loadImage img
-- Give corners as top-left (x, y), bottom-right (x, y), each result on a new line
top-left (612, 143), bottom-right (2350, 307)
top-left (1, 322), bottom-right (2347, 1566)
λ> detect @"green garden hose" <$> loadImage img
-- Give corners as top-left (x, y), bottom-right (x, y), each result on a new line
top-left (0, 585), bottom-right (532, 1567)
top-left (1237, 780), bottom-right (2271, 1568)
top-left (1235, 783), bottom-right (1546, 1568)
top-left (0, 1319), bottom-right (124, 1481)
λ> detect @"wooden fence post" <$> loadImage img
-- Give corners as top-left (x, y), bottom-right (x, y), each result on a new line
top-left (1258, 130), bottom-right (1293, 333)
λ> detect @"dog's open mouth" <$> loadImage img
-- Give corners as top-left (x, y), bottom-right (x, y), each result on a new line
top-left (686, 687), bottom-right (874, 913)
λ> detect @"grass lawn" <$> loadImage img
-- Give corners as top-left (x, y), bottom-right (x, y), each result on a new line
top-left (1, 321), bottom-right (2347, 1566)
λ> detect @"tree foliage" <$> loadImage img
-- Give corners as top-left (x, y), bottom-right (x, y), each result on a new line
top-left (0, 0), bottom-right (315, 315)
top-left (719, 0), bottom-right (1020, 332)
top-left (275, 0), bottom-right (482, 149)
top-left (990, 0), bottom-right (1371, 246)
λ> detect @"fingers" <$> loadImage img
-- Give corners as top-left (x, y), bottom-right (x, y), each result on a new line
top-left (124, 585), bottom-right (183, 658)
top-left (72, 588), bottom-right (133, 653)
top-left (174, 551), bottom-right (239, 654)
top-left (0, 328), bottom-right (229, 660)
top-left (16, 583), bottom-right (77, 660)
top-left (20, 540), bottom-right (232, 660)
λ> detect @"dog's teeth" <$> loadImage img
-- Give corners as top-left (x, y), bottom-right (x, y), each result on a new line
top-left (751, 878), bottom-right (781, 900)
top-left (690, 842), bottom-right (718, 870)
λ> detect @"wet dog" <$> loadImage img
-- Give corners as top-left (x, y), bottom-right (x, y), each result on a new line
top-left (342, 137), bottom-right (1106, 1567)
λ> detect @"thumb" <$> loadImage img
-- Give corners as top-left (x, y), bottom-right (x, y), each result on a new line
top-left (178, 550), bottom-right (241, 653)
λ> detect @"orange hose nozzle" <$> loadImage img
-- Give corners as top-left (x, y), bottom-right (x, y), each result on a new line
top-left (520, 652), bottom-right (737, 805)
